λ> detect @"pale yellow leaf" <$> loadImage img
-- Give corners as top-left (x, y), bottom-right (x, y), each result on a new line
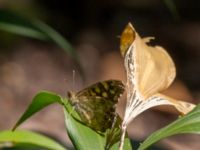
top-left (154, 93), bottom-right (196, 114)
top-left (121, 23), bottom-right (176, 99)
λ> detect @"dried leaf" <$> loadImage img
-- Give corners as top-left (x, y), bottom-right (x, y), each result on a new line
top-left (120, 23), bottom-right (135, 57)
top-left (154, 93), bottom-right (196, 115)
top-left (122, 23), bottom-right (176, 99)
top-left (119, 23), bottom-right (196, 150)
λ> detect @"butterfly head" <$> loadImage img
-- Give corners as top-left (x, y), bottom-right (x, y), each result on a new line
top-left (67, 91), bottom-right (77, 105)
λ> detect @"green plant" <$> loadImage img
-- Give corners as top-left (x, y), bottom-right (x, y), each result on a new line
top-left (1, 92), bottom-right (200, 150)
top-left (0, 10), bottom-right (84, 78)
top-left (0, 15), bottom-right (200, 150)
top-left (1, 91), bottom-right (132, 150)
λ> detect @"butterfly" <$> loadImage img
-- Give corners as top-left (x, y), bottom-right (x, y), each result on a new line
top-left (67, 80), bottom-right (124, 132)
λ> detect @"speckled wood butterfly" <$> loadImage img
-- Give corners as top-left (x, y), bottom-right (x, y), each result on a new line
top-left (67, 80), bottom-right (124, 132)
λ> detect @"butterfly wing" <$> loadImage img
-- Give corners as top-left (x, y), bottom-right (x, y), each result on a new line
top-left (76, 80), bottom-right (124, 103)
top-left (74, 80), bottom-right (124, 132)
top-left (73, 96), bottom-right (117, 132)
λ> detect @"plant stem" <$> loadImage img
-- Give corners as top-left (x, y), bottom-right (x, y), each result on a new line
top-left (119, 122), bottom-right (127, 150)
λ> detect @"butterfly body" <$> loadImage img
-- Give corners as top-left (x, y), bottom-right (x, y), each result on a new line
top-left (67, 80), bottom-right (124, 132)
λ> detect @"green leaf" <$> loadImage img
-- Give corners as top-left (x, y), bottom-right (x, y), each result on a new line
top-left (63, 99), bottom-right (132, 150)
top-left (13, 91), bottom-right (62, 130)
top-left (0, 10), bottom-right (48, 40)
top-left (63, 100), bottom-right (105, 150)
top-left (32, 20), bottom-right (78, 61)
top-left (110, 138), bottom-right (132, 150)
top-left (0, 130), bottom-right (66, 150)
top-left (162, 0), bottom-right (180, 20)
top-left (32, 20), bottom-right (84, 78)
top-left (1, 145), bottom-right (46, 150)
top-left (105, 117), bottom-right (132, 150)
top-left (0, 10), bottom-right (84, 77)
top-left (138, 104), bottom-right (200, 150)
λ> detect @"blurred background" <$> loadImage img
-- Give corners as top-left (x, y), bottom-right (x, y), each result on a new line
top-left (0, 0), bottom-right (200, 149)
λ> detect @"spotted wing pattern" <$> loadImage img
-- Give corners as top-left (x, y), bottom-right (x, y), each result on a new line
top-left (71, 80), bottom-right (124, 132)
top-left (76, 80), bottom-right (124, 102)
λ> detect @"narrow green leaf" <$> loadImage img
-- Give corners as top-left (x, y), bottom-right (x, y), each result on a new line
top-left (105, 117), bottom-right (132, 150)
top-left (63, 100), bottom-right (105, 150)
top-left (139, 104), bottom-right (200, 150)
top-left (162, 0), bottom-right (180, 20)
top-left (0, 10), bottom-right (48, 40)
top-left (63, 99), bottom-right (132, 150)
top-left (32, 20), bottom-right (85, 78)
top-left (0, 130), bottom-right (66, 150)
top-left (32, 20), bottom-right (78, 61)
top-left (13, 91), bottom-right (62, 130)
top-left (0, 10), bottom-right (84, 78)
top-left (110, 138), bottom-right (132, 150)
